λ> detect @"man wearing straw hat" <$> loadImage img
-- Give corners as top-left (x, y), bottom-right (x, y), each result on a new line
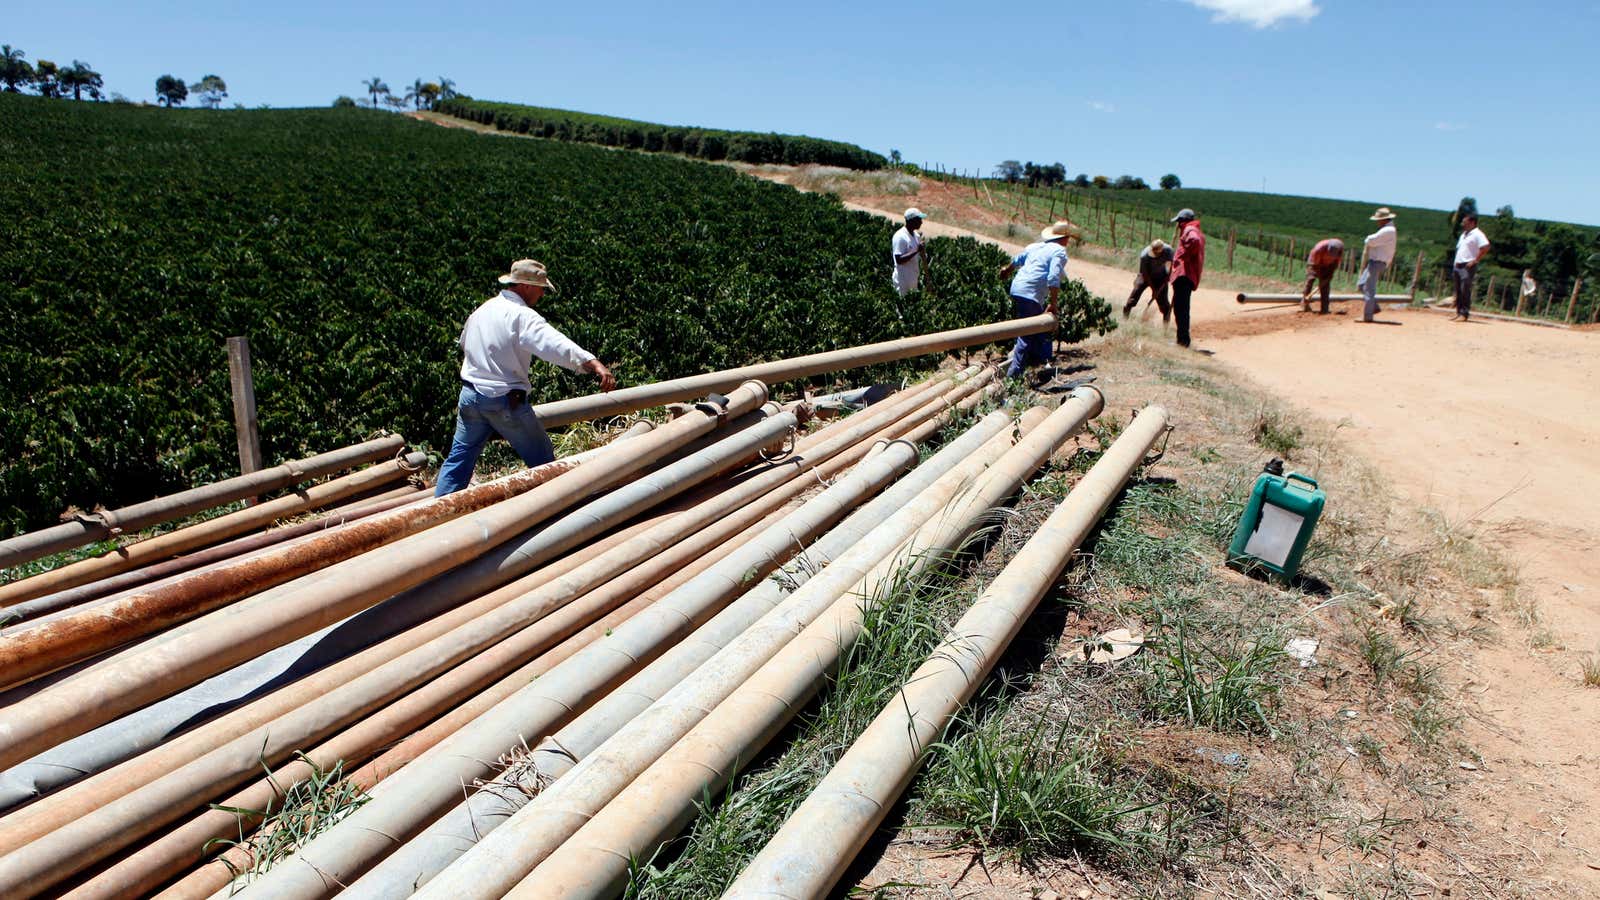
top-left (998, 221), bottom-right (1080, 380)
top-left (435, 259), bottom-right (616, 496)
top-left (1123, 238), bottom-right (1175, 323)
top-left (1357, 208), bottom-right (1398, 323)
top-left (891, 208), bottom-right (929, 296)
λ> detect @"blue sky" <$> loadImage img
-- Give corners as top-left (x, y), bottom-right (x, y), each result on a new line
top-left (7, 0), bottom-right (1593, 224)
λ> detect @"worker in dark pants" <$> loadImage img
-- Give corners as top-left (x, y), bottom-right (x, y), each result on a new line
top-left (1169, 209), bottom-right (1206, 348)
top-left (1452, 214), bottom-right (1491, 321)
top-left (1301, 238), bottom-right (1345, 313)
top-left (1123, 238), bottom-right (1174, 323)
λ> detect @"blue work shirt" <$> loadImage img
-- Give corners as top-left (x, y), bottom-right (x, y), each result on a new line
top-left (1008, 241), bottom-right (1067, 304)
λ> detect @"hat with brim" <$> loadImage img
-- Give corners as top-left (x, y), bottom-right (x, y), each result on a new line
top-left (1039, 221), bottom-right (1082, 243)
top-left (1170, 208), bottom-right (1197, 223)
top-left (904, 207), bottom-right (926, 221)
top-left (498, 258), bottom-right (556, 291)
top-left (1370, 207), bottom-right (1395, 221)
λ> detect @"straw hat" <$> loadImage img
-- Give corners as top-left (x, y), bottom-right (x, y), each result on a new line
top-left (1149, 238), bottom-right (1168, 254)
top-left (1370, 207), bottom-right (1395, 221)
top-left (1039, 221), bottom-right (1082, 243)
top-left (498, 259), bottom-right (557, 291)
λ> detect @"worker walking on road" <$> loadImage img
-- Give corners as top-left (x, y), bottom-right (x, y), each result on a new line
top-left (999, 221), bottom-right (1080, 381)
top-left (891, 208), bottom-right (928, 295)
top-left (1169, 209), bottom-right (1206, 348)
top-left (1358, 208), bottom-right (1397, 323)
top-left (1301, 238), bottom-right (1345, 314)
top-left (435, 259), bottom-right (616, 497)
top-left (1452, 214), bottom-right (1491, 321)
top-left (1123, 238), bottom-right (1174, 323)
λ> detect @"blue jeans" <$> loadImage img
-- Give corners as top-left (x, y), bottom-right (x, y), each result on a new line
top-left (435, 385), bottom-right (556, 496)
top-left (1358, 259), bottom-right (1388, 321)
top-left (1005, 296), bottom-right (1051, 377)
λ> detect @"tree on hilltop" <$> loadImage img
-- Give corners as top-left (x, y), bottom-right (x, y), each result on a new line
top-left (32, 60), bottom-right (61, 98)
top-left (437, 77), bottom-right (456, 102)
top-left (1, 45), bottom-right (34, 93)
top-left (1160, 173), bottom-right (1181, 190)
top-left (362, 76), bottom-right (388, 109)
top-left (1091, 174), bottom-right (1110, 189)
top-left (155, 74), bottom-right (188, 107)
top-left (190, 74), bottom-right (227, 108)
top-left (60, 60), bottom-right (103, 101)
top-left (332, 94), bottom-right (357, 108)
top-left (994, 160), bottom-right (1023, 183)
top-left (1073, 173), bottom-right (1090, 187)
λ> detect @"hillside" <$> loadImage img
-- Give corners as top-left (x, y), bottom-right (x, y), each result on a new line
top-left (438, 97), bottom-right (887, 170)
top-left (0, 94), bottom-right (999, 531)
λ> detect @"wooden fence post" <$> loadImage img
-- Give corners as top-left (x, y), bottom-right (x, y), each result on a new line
top-left (1566, 278), bottom-right (1584, 323)
top-left (1228, 228), bottom-right (1237, 269)
top-left (1409, 251), bottom-right (1424, 299)
top-left (226, 336), bottom-right (264, 501)
top-left (1110, 211), bottom-right (1117, 247)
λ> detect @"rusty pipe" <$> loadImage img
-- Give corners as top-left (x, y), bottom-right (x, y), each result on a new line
top-left (0, 435), bottom-right (407, 571)
top-left (0, 383), bottom-right (766, 774)
top-left (509, 392), bottom-right (1103, 899)
top-left (0, 454), bottom-right (428, 610)
top-left (725, 405), bottom-right (1168, 899)
top-left (533, 315), bottom-right (1056, 427)
top-left (1235, 292), bottom-right (1411, 304)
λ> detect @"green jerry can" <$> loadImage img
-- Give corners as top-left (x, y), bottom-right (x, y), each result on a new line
top-left (1227, 459), bottom-right (1325, 582)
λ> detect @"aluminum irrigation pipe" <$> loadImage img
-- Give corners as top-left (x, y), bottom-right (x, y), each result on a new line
top-left (1234, 292), bottom-right (1411, 304)
top-left (417, 409), bottom-right (1029, 900)
top-left (0, 456), bottom-right (429, 681)
top-left (232, 378), bottom-right (983, 899)
top-left (725, 404), bottom-right (1171, 899)
top-left (0, 435), bottom-right (406, 570)
top-left (0, 395), bottom-right (787, 897)
top-left (388, 406), bottom-right (1010, 897)
top-left (532, 314), bottom-right (1056, 427)
top-left (68, 457), bottom-right (818, 900)
top-left (506, 390), bottom-right (1103, 899)
top-left (0, 486), bottom-right (428, 627)
top-left (348, 439), bottom-right (931, 896)
top-left (0, 383), bottom-right (766, 773)
top-left (0, 453), bottom-right (428, 609)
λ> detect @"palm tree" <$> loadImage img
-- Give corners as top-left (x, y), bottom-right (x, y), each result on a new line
top-left (361, 76), bottom-right (388, 109)
top-left (437, 76), bottom-right (456, 102)
top-left (407, 78), bottom-right (426, 110)
top-left (0, 45), bottom-right (34, 93)
top-left (60, 60), bottom-right (104, 101)
top-left (32, 60), bottom-right (61, 98)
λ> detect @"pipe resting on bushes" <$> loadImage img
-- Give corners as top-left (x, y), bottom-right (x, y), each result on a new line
top-left (0, 435), bottom-right (406, 571)
top-left (0, 453), bottom-right (428, 609)
top-left (503, 388), bottom-right (1103, 899)
top-left (725, 404), bottom-right (1171, 900)
top-left (0, 387), bottom-right (782, 898)
top-left (533, 314), bottom-right (1055, 427)
top-left (0, 382), bottom-right (766, 775)
top-left (397, 402), bottom-right (1013, 898)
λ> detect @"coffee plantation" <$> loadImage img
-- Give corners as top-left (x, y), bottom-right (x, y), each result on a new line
top-left (0, 94), bottom-right (1112, 532)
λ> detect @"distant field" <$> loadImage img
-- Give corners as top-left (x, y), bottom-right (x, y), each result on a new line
top-left (0, 95), bottom-right (996, 531)
top-left (439, 97), bottom-right (887, 171)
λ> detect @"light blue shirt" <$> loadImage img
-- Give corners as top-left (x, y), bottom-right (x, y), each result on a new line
top-left (1008, 241), bottom-right (1067, 303)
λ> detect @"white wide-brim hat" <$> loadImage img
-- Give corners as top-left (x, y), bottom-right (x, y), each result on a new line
top-left (498, 258), bottom-right (556, 291)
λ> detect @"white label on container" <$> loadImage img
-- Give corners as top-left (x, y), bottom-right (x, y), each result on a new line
top-left (1243, 502), bottom-right (1304, 568)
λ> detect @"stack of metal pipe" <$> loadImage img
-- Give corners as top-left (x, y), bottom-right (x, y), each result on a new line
top-left (0, 313), bottom-right (1171, 900)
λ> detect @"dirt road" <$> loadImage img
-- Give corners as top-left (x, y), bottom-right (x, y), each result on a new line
top-left (842, 194), bottom-right (1600, 892)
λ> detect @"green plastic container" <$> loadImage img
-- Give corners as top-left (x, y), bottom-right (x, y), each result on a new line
top-left (1227, 461), bottom-right (1324, 581)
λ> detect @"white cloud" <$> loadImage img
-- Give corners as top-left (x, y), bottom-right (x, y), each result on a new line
top-left (1183, 0), bottom-right (1320, 28)
top-left (1434, 121), bottom-right (1466, 131)
top-left (1088, 100), bottom-right (1116, 113)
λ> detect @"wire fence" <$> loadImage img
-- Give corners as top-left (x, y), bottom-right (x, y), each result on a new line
top-left (914, 164), bottom-right (1597, 324)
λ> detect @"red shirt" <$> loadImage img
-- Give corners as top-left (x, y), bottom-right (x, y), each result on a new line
top-left (1172, 221), bottom-right (1206, 286)
top-left (1307, 238), bottom-right (1345, 269)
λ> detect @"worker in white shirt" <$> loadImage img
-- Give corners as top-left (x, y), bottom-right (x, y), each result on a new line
top-left (891, 208), bottom-right (928, 295)
top-left (1520, 269), bottom-right (1538, 312)
top-left (435, 259), bottom-right (616, 496)
top-left (1357, 207), bottom-right (1398, 323)
top-left (1451, 214), bottom-right (1491, 321)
